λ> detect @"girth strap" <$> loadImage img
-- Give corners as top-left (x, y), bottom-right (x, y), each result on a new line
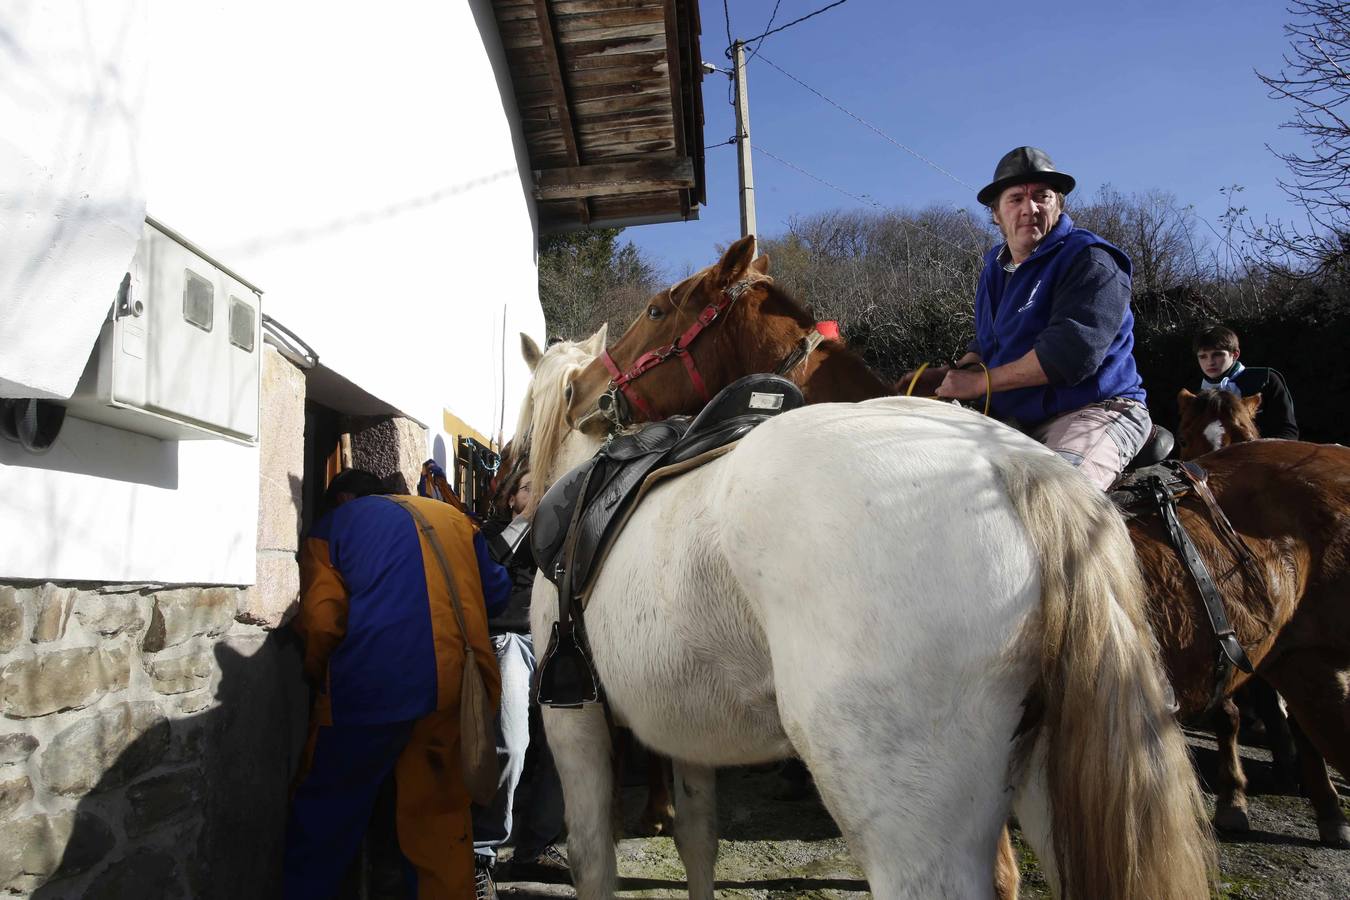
top-left (1146, 471), bottom-right (1255, 713)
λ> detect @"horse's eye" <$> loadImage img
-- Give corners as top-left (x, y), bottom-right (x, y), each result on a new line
top-left (647, 305), bottom-right (665, 321)
top-left (564, 384), bottom-right (573, 402)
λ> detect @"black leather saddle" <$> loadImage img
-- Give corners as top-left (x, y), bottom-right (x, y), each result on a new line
top-left (533, 374), bottom-right (805, 707)
top-left (1124, 424), bottom-right (1175, 471)
top-left (534, 374), bottom-right (805, 598)
top-left (1108, 457), bottom-right (1194, 518)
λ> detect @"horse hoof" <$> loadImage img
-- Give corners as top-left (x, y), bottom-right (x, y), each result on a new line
top-left (1213, 806), bottom-right (1251, 833)
top-left (635, 809), bottom-right (674, 837)
top-left (1317, 820), bottom-right (1350, 849)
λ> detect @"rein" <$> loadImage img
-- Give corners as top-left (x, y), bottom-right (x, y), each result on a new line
top-left (904, 361), bottom-right (992, 417)
top-left (598, 275), bottom-right (756, 425)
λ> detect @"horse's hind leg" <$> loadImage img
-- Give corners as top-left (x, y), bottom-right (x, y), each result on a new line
top-left (671, 762), bottom-right (718, 900)
top-left (1249, 679), bottom-right (1300, 791)
top-left (1212, 698), bottom-right (1252, 833)
top-left (1290, 717), bottom-right (1350, 848)
top-left (1262, 649), bottom-right (1350, 848)
top-left (542, 704), bottom-right (617, 899)
top-left (639, 752), bottom-right (675, 836)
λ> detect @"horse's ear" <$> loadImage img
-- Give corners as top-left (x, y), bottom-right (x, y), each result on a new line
top-left (750, 253), bottom-right (771, 276)
top-left (1242, 394), bottom-right (1262, 414)
top-left (1176, 388), bottom-right (1196, 411)
top-left (583, 323), bottom-right (609, 357)
top-left (521, 333), bottom-right (543, 372)
top-left (712, 235), bottom-right (757, 288)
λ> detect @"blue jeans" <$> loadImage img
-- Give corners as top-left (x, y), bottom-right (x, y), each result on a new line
top-left (472, 633), bottom-right (564, 862)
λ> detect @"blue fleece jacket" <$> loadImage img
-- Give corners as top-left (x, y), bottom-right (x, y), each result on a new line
top-left (973, 213), bottom-right (1145, 425)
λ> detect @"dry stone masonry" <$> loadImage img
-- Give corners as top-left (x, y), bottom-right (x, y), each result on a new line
top-left (0, 581), bottom-right (307, 898)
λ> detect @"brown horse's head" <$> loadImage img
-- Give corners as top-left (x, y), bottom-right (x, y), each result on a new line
top-left (566, 235), bottom-right (810, 428)
top-left (1176, 388), bottom-right (1261, 459)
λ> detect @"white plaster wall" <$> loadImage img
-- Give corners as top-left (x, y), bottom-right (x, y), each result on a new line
top-left (0, 0), bottom-right (149, 399)
top-left (0, 418), bottom-right (258, 583)
top-left (0, 0), bottom-right (540, 584)
top-left (142, 0), bottom-right (544, 450)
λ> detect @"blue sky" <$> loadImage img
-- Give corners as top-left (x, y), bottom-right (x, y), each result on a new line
top-left (625, 0), bottom-right (1313, 278)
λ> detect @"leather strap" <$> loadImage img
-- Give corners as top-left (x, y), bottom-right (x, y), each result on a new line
top-left (1146, 475), bottom-right (1255, 713)
top-left (386, 497), bottom-right (473, 657)
top-left (600, 277), bottom-right (755, 424)
top-left (773, 328), bottom-right (826, 378)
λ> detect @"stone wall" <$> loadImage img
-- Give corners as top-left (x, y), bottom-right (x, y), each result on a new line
top-left (0, 583), bottom-right (307, 898)
top-left (348, 415), bottom-right (428, 495)
top-left (0, 346), bottom-right (312, 898)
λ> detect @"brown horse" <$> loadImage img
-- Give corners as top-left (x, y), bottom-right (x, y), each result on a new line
top-left (1177, 388), bottom-right (1262, 458)
top-left (566, 236), bottom-right (1350, 855)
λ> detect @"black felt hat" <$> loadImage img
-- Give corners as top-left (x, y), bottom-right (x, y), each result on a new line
top-left (977, 147), bottom-right (1076, 207)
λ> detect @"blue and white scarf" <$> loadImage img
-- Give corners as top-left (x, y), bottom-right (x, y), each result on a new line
top-left (1201, 360), bottom-right (1245, 395)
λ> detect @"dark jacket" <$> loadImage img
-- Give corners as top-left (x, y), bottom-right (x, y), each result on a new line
top-left (482, 516), bottom-right (535, 634)
top-left (974, 214), bottom-right (1146, 425)
top-left (1202, 365), bottom-right (1299, 440)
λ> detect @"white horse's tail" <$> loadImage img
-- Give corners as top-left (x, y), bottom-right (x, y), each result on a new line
top-left (1001, 456), bottom-right (1214, 900)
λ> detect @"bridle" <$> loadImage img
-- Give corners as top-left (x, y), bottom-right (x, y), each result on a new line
top-left (594, 274), bottom-right (756, 428)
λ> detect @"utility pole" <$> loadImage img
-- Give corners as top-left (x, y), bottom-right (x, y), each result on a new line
top-left (732, 40), bottom-right (757, 242)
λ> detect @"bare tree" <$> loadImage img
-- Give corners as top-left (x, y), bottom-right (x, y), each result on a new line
top-left (1250, 0), bottom-right (1350, 272)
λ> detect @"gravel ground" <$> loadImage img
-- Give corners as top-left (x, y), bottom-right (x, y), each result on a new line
top-left (496, 730), bottom-right (1350, 899)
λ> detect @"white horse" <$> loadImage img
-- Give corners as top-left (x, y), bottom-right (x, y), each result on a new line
top-left (515, 328), bottom-right (1212, 899)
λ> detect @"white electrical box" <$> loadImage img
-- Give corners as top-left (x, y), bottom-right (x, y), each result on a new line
top-left (65, 218), bottom-right (262, 444)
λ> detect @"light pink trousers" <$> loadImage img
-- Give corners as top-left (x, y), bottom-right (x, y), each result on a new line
top-left (1026, 398), bottom-right (1152, 490)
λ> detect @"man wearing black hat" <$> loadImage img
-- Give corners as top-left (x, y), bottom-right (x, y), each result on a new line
top-left (934, 146), bottom-right (1151, 489)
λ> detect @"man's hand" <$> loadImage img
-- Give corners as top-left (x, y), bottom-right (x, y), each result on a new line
top-left (935, 367), bottom-right (989, 401)
top-left (898, 365), bottom-right (948, 398)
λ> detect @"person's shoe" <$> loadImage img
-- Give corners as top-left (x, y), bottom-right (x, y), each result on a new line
top-left (510, 844), bottom-right (570, 878)
top-left (474, 857), bottom-right (498, 900)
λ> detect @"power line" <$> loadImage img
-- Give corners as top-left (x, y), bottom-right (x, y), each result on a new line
top-left (756, 145), bottom-right (881, 209)
top-left (741, 0), bottom-right (851, 46)
top-left (756, 145), bottom-right (984, 261)
top-left (755, 53), bottom-right (976, 193)
top-left (744, 0), bottom-right (784, 62)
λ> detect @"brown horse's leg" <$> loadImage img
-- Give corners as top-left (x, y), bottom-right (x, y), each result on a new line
top-left (994, 824), bottom-right (1020, 900)
top-left (1248, 679), bottom-right (1300, 792)
top-left (1262, 650), bottom-right (1350, 847)
top-left (635, 750), bottom-right (674, 836)
top-left (1212, 698), bottom-right (1252, 833)
top-left (1289, 717), bottom-right (1350, 848)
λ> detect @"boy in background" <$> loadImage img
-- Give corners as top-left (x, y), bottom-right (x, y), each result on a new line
top-left (1193, 324), bottom-right (1299, 440)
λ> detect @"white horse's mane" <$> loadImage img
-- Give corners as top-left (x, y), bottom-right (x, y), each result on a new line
top-left (513, 328), bottom-right (606, 515)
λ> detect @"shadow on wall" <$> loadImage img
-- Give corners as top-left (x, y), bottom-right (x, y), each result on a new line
top-left (30, 632), bottom-right (308, 900)
top-left (0, 416), bottom-right (178, 489)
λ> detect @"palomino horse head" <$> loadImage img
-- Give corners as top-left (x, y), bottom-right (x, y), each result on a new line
top-left (512, 326), bottom-right (606, 516)
top-left (566, 235), bottom-right (806, 428)
top-left (1176, 388), bottom-right (1261, 459)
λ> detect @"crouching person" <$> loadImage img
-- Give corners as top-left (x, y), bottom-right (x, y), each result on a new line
top-left (284, 469), bottom-right (511, 899)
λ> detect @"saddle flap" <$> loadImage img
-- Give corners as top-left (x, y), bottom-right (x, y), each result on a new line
top-left (532, 457), bottom-right (599, 588)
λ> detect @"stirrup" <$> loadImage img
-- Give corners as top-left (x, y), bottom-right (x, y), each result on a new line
top-left (535, 622), bottom-right (600, 708)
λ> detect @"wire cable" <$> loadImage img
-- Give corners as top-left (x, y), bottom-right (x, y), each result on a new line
top-left (744, 0), bottom-right (784, 62)
top-left (741, 0), bottom-right (851, 46)
top-left (756, 53), bottom-right (976, 192)
top-left (756, 145), bottom-right (984, 261)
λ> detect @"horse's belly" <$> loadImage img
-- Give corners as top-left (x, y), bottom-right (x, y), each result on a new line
top-left (584, 480), bottom-right (793, 766)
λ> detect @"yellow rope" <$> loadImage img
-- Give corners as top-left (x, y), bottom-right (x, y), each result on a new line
top-left (906, 360), bottom-right (991, 416)
top-left (904, 362), bottom-right (930, 397)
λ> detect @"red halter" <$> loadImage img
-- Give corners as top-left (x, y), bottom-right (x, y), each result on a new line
top-left (599, 277), bottom-right (753, 423)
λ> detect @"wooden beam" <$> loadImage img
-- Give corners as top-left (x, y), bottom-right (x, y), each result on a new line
top-left (663, 0), bottom-right (689, 218)
top-left (533, 0), bottom-right (589, 224)
top-left (533, 158), bottom-right (694, 200)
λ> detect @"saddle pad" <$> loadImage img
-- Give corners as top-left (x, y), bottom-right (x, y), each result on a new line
top-left (533, 374), bottom-right (804, 598)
